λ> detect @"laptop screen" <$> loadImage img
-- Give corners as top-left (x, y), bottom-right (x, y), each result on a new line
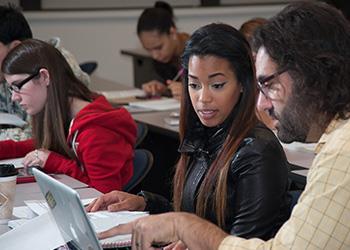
top-left (33, 168), bottom-right (102, 250)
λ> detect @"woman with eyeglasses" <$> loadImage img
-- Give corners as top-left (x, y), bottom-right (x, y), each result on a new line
top-left (87, 23), bottom-right (291, 243)
top-left (0, 39), bottom-right (137, 193)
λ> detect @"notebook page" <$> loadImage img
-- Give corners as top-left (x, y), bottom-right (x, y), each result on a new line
top-left (89, 211), bottom-right (148, 248)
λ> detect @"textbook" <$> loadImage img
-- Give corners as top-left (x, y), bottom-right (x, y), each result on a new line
top-left (0, 112), bottom-right (26, 127)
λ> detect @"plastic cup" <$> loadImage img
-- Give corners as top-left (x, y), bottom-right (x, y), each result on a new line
top-left (0, 164), bottom-right (18, 224)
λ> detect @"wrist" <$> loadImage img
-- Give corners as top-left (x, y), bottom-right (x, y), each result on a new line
top-left (136, 190), bottom-right (147, 211)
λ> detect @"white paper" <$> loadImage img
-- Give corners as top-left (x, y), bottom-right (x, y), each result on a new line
top-left (24, 200), bottom-right (49, 216)
top-left (99, 89), bottom-right (145, 99)
top-left (91, 211), bottom-right (148, 247)
top-left (129, 98), bottom-right (180, 111)
top-left (12, 206), bottom-right (37, 219)
top-left (0, 157), bottom-right (24, 168)
top-left (0, 112), bottom-right (27, 127)
top-left (88, 211), bottom-right (148, 232)
top-left (0, 213), bottom-right (65, 250)
top-left (7, 219), bottom-right (29, 229)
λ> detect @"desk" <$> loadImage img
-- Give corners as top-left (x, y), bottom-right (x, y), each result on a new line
top-left (15, 174), bottom-right (88, 196)
top-left (121, 48), bottom-right (160, 88)
top-left (281, 142), bottom-right (315, 188)
top-left (0, 175), bottom-right (102, 235)
top-left (132, 110), bottom-right (179, 139)
top-left (90, 75), bottom-right (130, 92)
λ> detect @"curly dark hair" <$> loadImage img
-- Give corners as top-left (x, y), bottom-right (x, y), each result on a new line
top-left (253, 1), bottom-right (350, 120)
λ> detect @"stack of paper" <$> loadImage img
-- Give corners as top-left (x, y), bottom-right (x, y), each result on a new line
top-left (99, 89), bottom-right (145, 99)
top-left (3, 198), bottom-right (148, 249)
top-left (129, 98), bottom-right (180, 111)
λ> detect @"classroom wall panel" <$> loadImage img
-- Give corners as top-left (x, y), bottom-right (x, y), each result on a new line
top-left (25, 5), bottom-right (284, 87)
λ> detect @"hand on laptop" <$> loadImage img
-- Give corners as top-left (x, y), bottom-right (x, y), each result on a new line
top-left (86, 190), bottom-right (146, 212)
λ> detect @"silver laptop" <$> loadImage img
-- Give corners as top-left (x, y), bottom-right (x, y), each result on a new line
top-left (33, 168), bottom-right (104, 250)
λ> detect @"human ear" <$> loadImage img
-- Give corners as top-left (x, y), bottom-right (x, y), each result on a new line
top-left (39, 68), bottom-right (51, 86)
top-left (169, 27), bottom-right (177, 40)
top-left (8, 40), bottom-right (21, 50)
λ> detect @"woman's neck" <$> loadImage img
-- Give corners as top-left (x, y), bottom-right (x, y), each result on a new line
top-left (70, 97), bottom-right (90, 118)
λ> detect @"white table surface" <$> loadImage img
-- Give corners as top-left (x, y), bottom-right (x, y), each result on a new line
top-left (0, 176), bottom-right (101, 235)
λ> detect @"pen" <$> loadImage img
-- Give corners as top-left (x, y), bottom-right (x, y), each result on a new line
top-left (171, 68), bottom-right (184, 82)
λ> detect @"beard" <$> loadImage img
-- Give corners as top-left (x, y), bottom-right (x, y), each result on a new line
top-left (274, 95), bottom-right (313, 143)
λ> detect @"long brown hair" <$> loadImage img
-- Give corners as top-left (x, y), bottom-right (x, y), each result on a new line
top-left (2, 39), bottom-right (94, 159)
top-left (173, 23), bottom-right (258, 228)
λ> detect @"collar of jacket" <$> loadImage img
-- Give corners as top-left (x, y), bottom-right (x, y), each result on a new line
top-left (178, 117), bottom-right (232, 157)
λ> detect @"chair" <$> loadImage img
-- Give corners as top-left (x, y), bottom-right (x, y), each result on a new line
top-left (79, 61), bottom-right (98, 75)
top-left (135, 122), bottom-right (148, 148)
top-left (289, 189), bottom-right (302, 214)
top-left (123, 149), bottom-right (154, 192)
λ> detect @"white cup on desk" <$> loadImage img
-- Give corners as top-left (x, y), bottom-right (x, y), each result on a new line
top-left (0, 164), bottom-right (18, 224)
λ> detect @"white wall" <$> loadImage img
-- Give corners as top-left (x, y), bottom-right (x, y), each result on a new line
top-left (25, 5), bottom-right (285, 87)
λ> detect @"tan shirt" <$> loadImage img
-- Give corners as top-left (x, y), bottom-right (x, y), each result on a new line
top-left (219, 117), bottom-right (350, 250)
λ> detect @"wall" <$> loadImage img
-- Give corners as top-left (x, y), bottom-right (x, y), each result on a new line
top-left (25, 4), bottom-right (285, 87)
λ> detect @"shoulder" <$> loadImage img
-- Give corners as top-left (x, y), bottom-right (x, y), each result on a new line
top-left (229, 123), bottom-right (287, 174)
top-left (238, 123), bottom-right (283, 155)
top-left (318, 118), bottom-right (350, 160)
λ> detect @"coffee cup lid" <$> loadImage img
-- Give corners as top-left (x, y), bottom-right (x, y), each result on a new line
top-left (0, 164), bottom-right (18, 177)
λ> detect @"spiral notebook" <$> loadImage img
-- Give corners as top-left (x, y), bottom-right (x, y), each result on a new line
top-left (32, 168), bottom-right (148, 249)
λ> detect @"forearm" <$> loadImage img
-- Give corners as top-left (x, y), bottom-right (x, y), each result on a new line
top-left (0, 139), bottom-right (34, 159)
top-left (176, 213), bottom-right (228, 250)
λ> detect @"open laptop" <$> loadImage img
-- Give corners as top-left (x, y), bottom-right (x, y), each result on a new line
top-left (32, 168), bottom-right (132, 250)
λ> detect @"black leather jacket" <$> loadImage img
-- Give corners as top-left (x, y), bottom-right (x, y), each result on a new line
top-left (140, 122), bottom-right (290, 240)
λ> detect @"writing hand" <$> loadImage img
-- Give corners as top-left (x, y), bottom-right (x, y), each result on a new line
top-left (85, 190), bottom-right (146, 212)
top-left (166, 80), bottom-right (182, 100)
top-left (142, 80), bottom-right (167, 96)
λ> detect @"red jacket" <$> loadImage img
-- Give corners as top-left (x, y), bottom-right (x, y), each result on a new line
top-left (0, 96), bottom-right (136, 193)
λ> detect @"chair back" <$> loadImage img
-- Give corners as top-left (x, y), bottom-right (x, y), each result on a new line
top-left (123, 149), bottom-right (153, 192)
top-left (136, 122), bottom-right (148, 147)
top-left (79, 61), bottom-right (98, 75)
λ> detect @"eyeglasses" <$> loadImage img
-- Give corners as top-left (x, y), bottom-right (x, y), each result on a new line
top-left (7, 70), bottom-right (40, 94)
top-left (257, 69), bottom-right (286, 100)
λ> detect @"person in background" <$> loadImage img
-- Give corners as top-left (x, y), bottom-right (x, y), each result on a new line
top-left (239, 17), bottom-right (267, 54)
top-left (0, 39), bottom-right (136, 193)
top-left (95, 2), bottom-right (350, 249)
top-left (88, 23), bottom-right (290, 245)
top-left (239, 17), bottom-right (275, 130)
top-left (0, 4), bottom-right (90, 141)
top-left (137, 1), bottom-right (189, 99)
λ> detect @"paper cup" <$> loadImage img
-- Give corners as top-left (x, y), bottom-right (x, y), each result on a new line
top-left (0, 165), bottom-right (18, 224)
